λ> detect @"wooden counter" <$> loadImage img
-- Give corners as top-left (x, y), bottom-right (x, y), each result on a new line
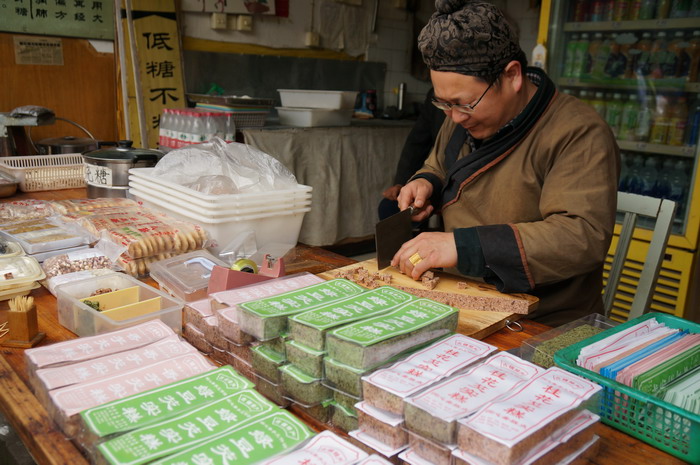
top-left (0, 188), bottom-right (687, 465)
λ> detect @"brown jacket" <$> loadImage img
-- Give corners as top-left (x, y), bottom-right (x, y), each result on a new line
top-left (415, 77), bottom-right (620, 326)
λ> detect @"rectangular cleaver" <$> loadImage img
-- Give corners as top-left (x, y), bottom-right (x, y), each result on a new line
top-left (375, 206), bottom-right (415, 269)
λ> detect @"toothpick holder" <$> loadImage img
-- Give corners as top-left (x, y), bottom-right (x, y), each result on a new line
top-left (2, 306), bottom-right (45, 348)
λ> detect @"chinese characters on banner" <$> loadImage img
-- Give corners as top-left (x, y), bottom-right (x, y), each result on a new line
top-left (0, 0), bottom-right (114, 39)
top-left (120, 0), bottom-right (185, 148)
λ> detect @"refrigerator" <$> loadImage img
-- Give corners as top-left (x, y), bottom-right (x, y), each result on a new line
top-left (540, 0), bottom-right (700, 322)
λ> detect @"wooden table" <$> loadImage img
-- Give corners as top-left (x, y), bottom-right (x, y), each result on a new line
top-left (0, 188), bottom-right (687, 465)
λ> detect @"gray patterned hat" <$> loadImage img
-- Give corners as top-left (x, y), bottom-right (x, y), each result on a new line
top-left (418, 0), bottom-right (526, 81)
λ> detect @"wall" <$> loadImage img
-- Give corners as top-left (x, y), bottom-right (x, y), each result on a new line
top-left (181, 0), bottom-right (542, 111)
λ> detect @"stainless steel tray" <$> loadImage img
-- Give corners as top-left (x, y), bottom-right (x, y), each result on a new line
top-left (187, 93), bottom-right (274, 108)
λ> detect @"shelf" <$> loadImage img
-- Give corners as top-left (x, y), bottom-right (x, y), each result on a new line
top-left (564, 17), bottom-right (700, 32)
top-left (617, 140), bottom-right (697, 157)
top-left (557, 78), bottom-right (699, 93)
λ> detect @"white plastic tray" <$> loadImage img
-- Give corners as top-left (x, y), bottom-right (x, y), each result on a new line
top-left (278, 89), bottom-right (358, 109)
top-left (129, 168), bottom-right (312, 205)
top-left (128, 178), bottom-right (311, 215)
top-left (129, 187), bottom-right (310, 255)
top-left (277, 107), bottom-right (353, 127)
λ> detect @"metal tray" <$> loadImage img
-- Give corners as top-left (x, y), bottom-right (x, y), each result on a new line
top-left (186, 93), bottom-right (274, 108)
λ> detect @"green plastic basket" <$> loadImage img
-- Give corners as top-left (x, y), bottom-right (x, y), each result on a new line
top-left (554, 312), bottom-right (700, 464)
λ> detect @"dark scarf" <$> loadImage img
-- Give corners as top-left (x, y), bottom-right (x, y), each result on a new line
top-left (440, 67), bottom-right (557, 209)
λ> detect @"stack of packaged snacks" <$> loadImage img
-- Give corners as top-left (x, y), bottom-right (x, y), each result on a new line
top-left (345, 334), bottom-right (496, 459)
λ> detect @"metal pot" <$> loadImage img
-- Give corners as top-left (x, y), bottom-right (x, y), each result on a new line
top-left (82, 140), bottom-right (162, 198)
top-left (36, 136), bottom-right (100, 154)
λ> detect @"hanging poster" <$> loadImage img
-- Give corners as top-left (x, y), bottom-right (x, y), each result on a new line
top-left (0, 0), bottom-right (114, 39)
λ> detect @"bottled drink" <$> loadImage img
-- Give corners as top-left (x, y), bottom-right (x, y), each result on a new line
top-left (619, 152), bottom-right (631, 191)
top-left (591, 33), bottom-right (614, 78)
top-left (605, 93), bottom-right (625, 137)
top-left (690, 0), bottom-right (700, 16)
top-left (631, 0), bottom-right (657, 18)
top-left (605, 33), bottom-right (626, 78)
top-left (578, 90), bottom-right (591, 106)
top-left (638, 156), bottom-right (659, 196)
top-left (585, 33), bottom-right (605, 76)
top-left (668, 96), bottom-right (689, 146)
top-left (179, 110), bottom-right (194, 148)
top-left (603, 0), bottom-right (616, 19)
top-left (650, 94), bottom-right (671, 144)
top-left (633, 32), bottom-right (653, 77)
top-left (591, 91), bottom-right (607, 117)
top-left (669, 31), bottom-right (690, 78)
top-left (688, 30), bottom-right (700, 82)
top-left (573, 33), bottom-right (591, 77)
top-left (626, 154), bottom-right (645, 193)
top-left (613, 0), bottom-right (631, 19)
top-left (656, 0), bottom-right (672, 17)
top-left (636, 93), bottom-right (654, 141)
top-left (670, 0), bottom-right (691, 17)
top-left (591, 0), bottom-right (607, 20)
top-left (572, 0), bottom-right (590, 21)
top-left (203, 112), bottom-right (217, 141)
top-left (563, 34), bottom-right (580, 77)
top-left (684, 99), bottom-right (700, 146)
top-left (158, 109), bottom-right (170, 148)
top-left (668, 159), bottom-right (690, 218)
top-left (655, 158), bottom-right (674, 199)
top-left (650, 31), bottom-right (670, 79)
top-left (619, 93), bottom-right (640, 140)
top-left (620, 32), bottom-right (639, 78)
top-left (224, 114), bottom-right (236, 143)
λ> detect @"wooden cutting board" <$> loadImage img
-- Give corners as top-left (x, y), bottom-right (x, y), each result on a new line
top-left (318, 258), bottom-right (538, 340)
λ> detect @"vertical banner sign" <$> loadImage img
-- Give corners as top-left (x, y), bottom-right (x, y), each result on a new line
top-left (120, 0), bottom-right (184, 148)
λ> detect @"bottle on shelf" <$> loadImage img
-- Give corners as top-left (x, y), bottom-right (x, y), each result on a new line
top-left (578, 89), bottom-right (592, 106)
top-left (669, 31), bottom-right (690, 78)
top-left (626, 154), bottom-right (645, 194)
top-left (670, 0), bottom-right (691, 17)
top-left (650, 94), bottom-right (671, 145)
top-left (563, 33), bottom-right (581, 77)
top-left (573, 33), bottom-right (591, 78)
top-left (649, 31), bottom-right (669, 79)
top-left (656, 0), bottom-right (672, 18)
top-left (629, 0), bottom-right (658, 19)
top-left (690, 0), bottom-right (700, 16)
top-left (638, 156), bottom-right (660, 196)
top-left (668, 159), bottom-right (690, 219)
top-left (591, 33), bottom-right (614, 78)
top-left (619, 151), bottom-right (630, 191)
top-left (668, 96), bottom-right (689, 146)
top-left (590, 0), bottom-right (607, 21)
top-left (572, 0), bottom-right (589, 21)
top-left (633, 32), bottom-right (653, 77)
top-left (605, 32), bottom-right (626, 78)
top-left (158, 109), bottom-right (171, 148)
top-left (605, 93), bottom-right (625, 137)
top-left (585, 33), bottom-right (605, 77)
top-left (688, 30), bottom-right (700, 82)
top-left (619, 93), bottom-right (640, 140)
top-left (613, 0), bottom-right (631, 20)
top-left (636, 93), bottom-right (654, 141)
top-left (620, 32), bottom-right (639, 79)
top-left (591, 91), bottom-right (607, 117)
top-left (655, 158), bottom-right (675, 199)
top-left (603, 0), bottom-right (616, 20)
top-left (686, 99), bottom-right (700, 146)
top-left (224, 114), bottom-right (236, 143)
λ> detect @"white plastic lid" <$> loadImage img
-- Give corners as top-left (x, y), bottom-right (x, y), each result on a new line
top-left (0, 241), bottom-right (25, 258)
top-left (149, 250), bottom-right (227, 300)
top-left (0, 256), bottom-right (45, 289)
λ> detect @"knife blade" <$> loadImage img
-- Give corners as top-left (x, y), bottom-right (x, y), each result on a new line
top-left (375, 206), bottom-right (415, 269)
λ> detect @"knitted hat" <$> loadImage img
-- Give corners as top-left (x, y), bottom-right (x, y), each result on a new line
top-left (418, 0), bottom-right (526, 81)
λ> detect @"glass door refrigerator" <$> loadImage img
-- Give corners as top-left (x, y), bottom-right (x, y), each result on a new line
top-left (541, 0), bottom-right (700, 322)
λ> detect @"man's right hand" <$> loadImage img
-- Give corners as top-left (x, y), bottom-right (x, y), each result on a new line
top-left (398, 178), bottom-right (434, 222)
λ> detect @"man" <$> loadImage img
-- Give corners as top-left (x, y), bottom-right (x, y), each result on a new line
top-left (391, 0), bottom-right (620, 326)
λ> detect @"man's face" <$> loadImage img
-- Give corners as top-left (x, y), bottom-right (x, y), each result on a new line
top-left (431, 69), bottom-right (511, 140)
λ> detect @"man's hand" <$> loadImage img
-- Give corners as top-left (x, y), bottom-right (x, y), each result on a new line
top-left (398, 178), bottom-right (434, 222)
top-left (382, 184), bottom-right (403, 201)
top-left (391, 231), bottom-right (458, 280)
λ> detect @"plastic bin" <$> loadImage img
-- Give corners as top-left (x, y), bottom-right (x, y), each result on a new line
top-left (277, 107), bottom-right (353, 127)
top-left (278, 89), bottom-right (358, 109)
top-left (129, 187), bottom-right (310, 255)
top-left (0, 256), bottom-right (45, 290)
top-left (56, 272), bottom-right (183, 337)
top-left (149, 250), bottom-right (228, 302)
top-left (554, 312), bottom-right (700, 463)
top-left (0, 154), bottom-right (85, 192)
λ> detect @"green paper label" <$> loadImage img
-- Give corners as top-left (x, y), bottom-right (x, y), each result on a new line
top-left (98, 390), bottom-right (277, 465)
top-left (634, 344), bottom-right (700, 394)
top-left (81, 366), bottom-right (254, 437)
top-left (148, 410), bottom-right (314, 465)
top-left (329, 299), bottom-right (458, 347)
top-left (290, 286), bottom-right (414, 330)
top-left (240, 279), bottom-right (364, 318)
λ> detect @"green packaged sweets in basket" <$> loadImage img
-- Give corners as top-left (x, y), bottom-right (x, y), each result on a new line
top-left (239, 279), bottom-right (365, 341)
top-left (288, 286), bottom-right (415, 351)
top-left (96, 389), bottom-right (278, 465)
top-left (326, 299), bottom-right (459, 370)
top-left (279, 363), bottom-right (332, 406)
top-left (148, 410), bottom-right (314, 465)
top-left (250, 344), bottom-right (286, 384)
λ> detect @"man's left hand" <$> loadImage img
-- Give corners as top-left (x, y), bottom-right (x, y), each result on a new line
top-left (391, 232), bottom-right (458, 280)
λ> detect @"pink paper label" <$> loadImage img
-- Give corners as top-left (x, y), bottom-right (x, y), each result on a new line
top-left (210, 273), bottom-right (324, 306)
top-left (50, 352), bottom-right (214, 417)
top-left (407, 353), bottom-right (543, 422)
top-left (460, 367), bottom-right (601, 447)
top-left (26, 320), bottom-right (175, 368)
top-left (364, 334), bottom-right (496, 398)
top-left (259, 431), bottom-right (367, 465)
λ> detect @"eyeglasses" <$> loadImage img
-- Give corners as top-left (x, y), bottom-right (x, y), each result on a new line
top-left (431, 79), bottom-right (495, 114)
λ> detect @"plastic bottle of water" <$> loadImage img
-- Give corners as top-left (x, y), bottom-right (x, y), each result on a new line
top-left (563, 34), bottom-right (580, 77)
top-left (627, 154), bottom-right (645, 194)
top-left (619, 93), bottom-right (640, 141)
top-left (639, 156), bottom-right (660, 196)
top-left (668, 159), bottom-right (690, 218)
top-left (203, 112), bottom-right (218, 141)
top-left (686, 99), bottom-right (700, 146)
top-left (225, 114), bottom-right (236, 143)
top-left (179, 110), bottom-right (194, 148)
top-left (605, 93), bottom-right (624, 137)
top-left (655, 158), bottom-right (675, 199)
top-left (619, 152), bottom-right (630, 191)
top-left (158, 109), bottom-right (170, 148)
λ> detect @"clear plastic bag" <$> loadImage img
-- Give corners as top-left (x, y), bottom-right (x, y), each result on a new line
top-left (150, 137), bottom-right (297, 194)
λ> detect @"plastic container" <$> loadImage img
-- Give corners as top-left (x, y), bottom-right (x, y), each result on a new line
top-left (520, 313), bottom-right (618, 368)
top-left (554, 312), bottom-right (700, 464)
top-left (0, 256), bottom-right (45, 289)
top-left (250, 344), bottom-right (286, 383)
top-left (331, 402), bottom-right (359, 433)
top-left (0, 153), bottom-right (85, 192)
top-left (253, 372), bottom-right (290, 407)
top-left (56, 273), bottom-right (183, 337)
top-left (285, 339), bottom-right (325, 378)
top-left (279, 363), bottom-right (332, 406)
top-left (149, 250), bottom-right (228, 302)
top-left (277, 107), bottom-right (354, 127)
top-left (278, 89), bottom-right (358, 109)
top-left (128, 187), bottom-right (310, 255)
top-left (0, 241), bottom-right (25, 258)
top-left (30, 245), bottom-right (91, 264)
top-left (0, 281), bottom-right (40, 301)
